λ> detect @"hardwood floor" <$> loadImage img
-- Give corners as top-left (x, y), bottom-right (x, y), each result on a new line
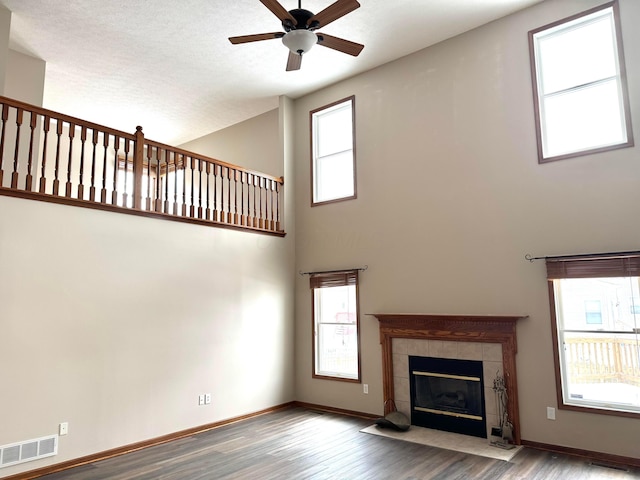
top-left (37, 407), bottom-right (639, 479)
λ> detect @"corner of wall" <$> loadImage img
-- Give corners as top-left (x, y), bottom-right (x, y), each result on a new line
top-left (0, 6), bottom-right (12, 95)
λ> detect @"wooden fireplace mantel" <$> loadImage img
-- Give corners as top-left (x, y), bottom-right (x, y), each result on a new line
top-left (371, 313), bottom-right (527, 444)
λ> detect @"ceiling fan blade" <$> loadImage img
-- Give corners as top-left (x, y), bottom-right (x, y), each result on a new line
top-left (260, 0), bottom-right (297, 25)
top-left (286, 52), bottom-right (302, 71)
top-left (316, 33), bottom-right (364, 56)
top-left (307, 0), bottom-right (360, 29)
top-left (229, 32), bottom-right (285, 44)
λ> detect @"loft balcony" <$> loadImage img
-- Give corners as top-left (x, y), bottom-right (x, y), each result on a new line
top-left (0, 95), bottom-right (285, 236)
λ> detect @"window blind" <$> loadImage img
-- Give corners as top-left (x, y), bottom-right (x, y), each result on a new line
top-left (309, 270), bottom-right (358, 289)
top-left (546, 252), bottom-right (640, 279)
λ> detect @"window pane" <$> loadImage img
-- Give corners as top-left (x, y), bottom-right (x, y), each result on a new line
top-left (542, 79), bottom-right (625, 157)
top-left (537, 12), bottom-right (616, 95)
top-left (562, 331), bottom-right (640, 412)
top-left (314, 285), bottom-right (358, 379)
top-left (317, 323), bottom-right (359, 377)
top-left (314, 150), bottom-right (355, 203)
top-left (311, 97), bottom-right (356, 205)
top-left (316, 105), bottom-right (353, 158)
top-left (554, 277), bottom-right (640, 414)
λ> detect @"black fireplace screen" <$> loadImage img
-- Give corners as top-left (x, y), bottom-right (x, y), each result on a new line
top-left (409, 356), bottom-right (487, 438)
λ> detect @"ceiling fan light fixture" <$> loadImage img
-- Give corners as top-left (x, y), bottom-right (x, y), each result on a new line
top-left (282, 29), bottom-right (317, 55)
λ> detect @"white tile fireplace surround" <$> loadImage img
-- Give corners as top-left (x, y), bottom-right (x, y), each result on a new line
top-left (372, 314), bottom-right (526, 444)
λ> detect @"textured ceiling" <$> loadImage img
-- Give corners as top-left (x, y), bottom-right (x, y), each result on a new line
top-left (1, 0), bottom-right (543, 145)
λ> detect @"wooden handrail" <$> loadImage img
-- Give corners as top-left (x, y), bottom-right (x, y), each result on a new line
top-left (0, 96), bottom-right (285, 235)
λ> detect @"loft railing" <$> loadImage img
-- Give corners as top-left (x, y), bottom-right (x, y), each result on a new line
top-left (0, 96), bottom-right (284, 235)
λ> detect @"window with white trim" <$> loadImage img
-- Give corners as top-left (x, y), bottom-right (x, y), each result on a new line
top-left (546, 253), bottom-right (640, 417)
top-left (310, 96), bottom-right (356, 205)
top-left (529, 1), bottom-right (633, 163)
top-left (310, 270), bottom-right (360, 382)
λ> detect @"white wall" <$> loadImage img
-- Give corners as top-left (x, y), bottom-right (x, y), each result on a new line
top-left (293, 0), bottom-right (640, 459)
top-left (0, 98), bottom-right (294, 478)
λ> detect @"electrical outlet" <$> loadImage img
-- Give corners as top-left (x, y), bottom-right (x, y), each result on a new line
top-left (363, 384), bottom-right (368, 394)
top-left (547, 406), bottom-right (556, 420)
top-left (198, 394), bottom-right (205, 406)
top-left (59, 422), bottom-right (69, 436)
top-left (205, 393), bottom-right (211, 405)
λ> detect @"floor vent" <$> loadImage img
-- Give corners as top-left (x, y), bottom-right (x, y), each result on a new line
top-left (0, 435), bottom-right (58, 469)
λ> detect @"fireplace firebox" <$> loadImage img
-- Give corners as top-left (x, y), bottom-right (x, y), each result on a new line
top-left (409, 356), bottom-right (487, 438)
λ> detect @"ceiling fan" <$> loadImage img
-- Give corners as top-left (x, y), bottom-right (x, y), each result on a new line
top-left (229, 0), bottom-right (364, 71)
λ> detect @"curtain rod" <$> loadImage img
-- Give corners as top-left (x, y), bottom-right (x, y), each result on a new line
top-left (525, 251), bottom-right (640, 263)
top-left (299, 265), bottom-right (368, 276)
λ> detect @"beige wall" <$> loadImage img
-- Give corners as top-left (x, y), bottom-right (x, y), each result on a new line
top-left (0, 102), bottom-right (294, 477)
top-left (0, 6), bottom-right (10, 95)
top-left (5, 49), bottom-right (45, 105)
top-left (293, 0), bottom-right (640, 459)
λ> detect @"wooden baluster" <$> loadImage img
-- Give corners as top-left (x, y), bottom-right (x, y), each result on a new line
top-left (232, 168), bottom-right (238, 224)
top-left (52, 120), bottom-right (64, 195)
top-left (122, 139), bottom-right (130, 207)
top-left (251, 174), bottom-right (258, 227)
top-left (65, 123), bottom-right (75, 197)
top-left (173, 152), bottom-right (179, 215)
top-left (78, 126), bottom-right (87, 199)
top-left (101, 132), bottom-right (109, 203)
top-left (181, 154), bottom-right (187, 216)
top-left (259, 176), bottom-right (264, 229)
top-left (245, 173), bottom-right (251, 226)
top-left (213, 164), bottom-right (218, 221)
top-left (240, 171), bottom-right (246, 226)
top-left (189, 157), bottom-right (196, 217)
top-left (111, 136), bottom-right (120, 205)
top-left (204, 162), bottom-right (211, 220)
top-left (197, 159), bottom-right (204, 219)
top-left (90, 129), bottom-right (98, 201)
top-left (146, 145), bottom-right (153, 210)
top-left (155, 147), bottom-right (162, 212)
top-left (264, 178), bottom-right (269, 229)
top-left (11, 108), bottom-right (24, 189)
top-left (222, 166), bottom-right (228, 222)
top-left (39, 116), bottom-right (51, 193)
top-left (227, 167), bottom-right (233, 223)
top-left (269, 179), bottom-right (275, 230)
top-left (164, 150), bottom-right (171, 214)
top-left (276, 179), bottom-right (281, 231)
top-left (0, 104), bottom-right (9, 186)
top-left (25, 112), bottom-right (38, 191)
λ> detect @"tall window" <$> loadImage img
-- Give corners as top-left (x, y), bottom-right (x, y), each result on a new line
top-left (529, 1), bottom-right (633, 163)
top-left (546, 253), bottom-right (640, 417)
top-left (310, 270), bottom-right (361, 381)
top-left (310, 96), bottom-right (356, 205)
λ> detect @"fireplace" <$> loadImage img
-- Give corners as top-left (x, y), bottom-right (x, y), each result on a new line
top-left (372, 314), bottom-right (526, 444)
top-left (409, 356), bottom-right (486, 438)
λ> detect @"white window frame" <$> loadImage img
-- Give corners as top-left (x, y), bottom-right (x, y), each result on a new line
top-left (529, 1), bottom-right (633, 163)
top-left (310, 96), bottom-right (357, 206)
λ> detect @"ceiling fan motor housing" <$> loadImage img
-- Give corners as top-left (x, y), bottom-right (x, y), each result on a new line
top-left (283, 9), bottom-right (316, 31)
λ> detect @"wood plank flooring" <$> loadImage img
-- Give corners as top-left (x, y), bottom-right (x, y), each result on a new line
top-left (38, 407), bottom-right (640, 479)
